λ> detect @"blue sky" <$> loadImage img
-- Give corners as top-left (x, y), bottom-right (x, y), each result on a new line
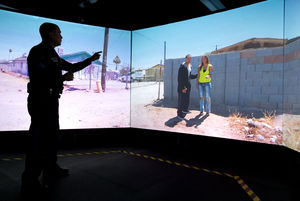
top-left (1, 0), bottom-right (299, 71)
top-left (285, 0), bottom-right (300, 39)
top-left (132, 0), bottom-right (294, 69)
top-left (0, 9), bottom-right (131, 69)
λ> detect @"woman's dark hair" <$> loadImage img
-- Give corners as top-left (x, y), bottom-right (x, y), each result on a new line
top-left (39, 22), bottom-right (59, 40)
top-left (200, 55), bottom-right (210, 70)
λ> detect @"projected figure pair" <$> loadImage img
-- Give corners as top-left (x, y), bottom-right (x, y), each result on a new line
top-left (177, 55), bottom-right (213, 120)
top-left (21, 23), bottom-right (101, 200)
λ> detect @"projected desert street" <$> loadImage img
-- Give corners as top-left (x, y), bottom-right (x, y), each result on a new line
top-left (0, 9), bottom-right (131, 131)
top-left (0, 71), bottom-right (29, 130)
top-left (0, 71), bottom-right (130, 130)
top-left (60, 79), bottom-right (130, 129)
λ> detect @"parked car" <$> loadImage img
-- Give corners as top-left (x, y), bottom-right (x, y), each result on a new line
top-left (118, 75), bottom-right (130, 82)
top-left (131, 71), bottom-right (144, 82)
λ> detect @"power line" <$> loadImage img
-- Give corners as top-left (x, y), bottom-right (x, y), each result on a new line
top-left (133, 32), bottom-right (162, 48)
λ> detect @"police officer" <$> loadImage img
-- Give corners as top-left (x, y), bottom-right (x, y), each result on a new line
top-left (21, 22), bottom-right (101, 198)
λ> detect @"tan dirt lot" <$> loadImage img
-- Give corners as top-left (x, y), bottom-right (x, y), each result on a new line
top-left (0, 71), bottom-right (130, 131)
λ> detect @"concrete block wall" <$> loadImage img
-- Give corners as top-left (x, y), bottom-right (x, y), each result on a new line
top-left (240, 47), bottom-right (284, 111)
top-left (283, 39), bottom-right (300, 114)
top-left (210, 54), bottom-right (226, 107)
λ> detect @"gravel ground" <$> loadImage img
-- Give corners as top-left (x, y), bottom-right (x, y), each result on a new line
top-left (130, 81), bottom-right (285, 145)
top-left (131, 82), bottom-right (244, 141)
top-left (283, 114), bottom-right (300, 152)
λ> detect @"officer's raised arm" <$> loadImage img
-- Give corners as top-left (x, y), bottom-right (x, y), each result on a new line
top-left (60, 51), bottom-right (101, 73)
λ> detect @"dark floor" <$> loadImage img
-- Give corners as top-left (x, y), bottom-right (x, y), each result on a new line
top-left (0, 147), bottom-right (295, 201)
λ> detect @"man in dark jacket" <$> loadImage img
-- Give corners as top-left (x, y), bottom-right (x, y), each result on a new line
top-left (21, 22), bottom-right (101, 199)
top-left (177, 54), bottom-right (197, 119)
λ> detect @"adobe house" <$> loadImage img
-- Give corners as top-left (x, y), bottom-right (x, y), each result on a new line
top-left (145, 64), bottom-right (164, 81)
top-left (0, 60), bottom-right (12, 72)
top-left (11, 53), bottom-right (28, 76)
top-left (2, 49), bottom-right (112, 80)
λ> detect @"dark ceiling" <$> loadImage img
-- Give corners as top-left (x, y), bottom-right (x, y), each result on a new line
top-left (0, 0), bottom-right (265, 30)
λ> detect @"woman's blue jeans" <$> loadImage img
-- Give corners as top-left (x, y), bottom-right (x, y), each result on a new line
top-left (198, 82), bottom-right (211, 113)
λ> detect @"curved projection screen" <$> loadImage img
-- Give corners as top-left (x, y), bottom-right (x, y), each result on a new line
top-left (0, 9), bottom-right (131, 130)
top-left (0, 0), bottom-right (299, 153)
top-left (131, 0), bottom-right (288, 147)
top-left (283, 0), bottom-right (300, 153)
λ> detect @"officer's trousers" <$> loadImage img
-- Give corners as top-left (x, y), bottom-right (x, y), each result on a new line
top-left (22, 94), bottom-right (60, 183)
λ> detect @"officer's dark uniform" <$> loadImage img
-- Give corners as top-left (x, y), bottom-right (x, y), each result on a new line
top-left (22, 42), bottom-right (92, 189)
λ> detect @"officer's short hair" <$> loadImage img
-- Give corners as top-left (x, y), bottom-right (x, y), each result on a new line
top-left (39, 22), bottom-right (59, 40)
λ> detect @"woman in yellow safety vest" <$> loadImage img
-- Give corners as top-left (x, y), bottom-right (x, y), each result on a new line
top-left (196, 55), bottom-right (213, 116)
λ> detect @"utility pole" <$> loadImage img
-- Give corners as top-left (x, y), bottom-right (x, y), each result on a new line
top-left (96, 51), bottom-right (100, 80)
top-left (8, 49), bottom-right (12, 61)
top-left (125, 66), bottom-right (129, 90)
top-left (101, 27), bottom-right (109, 92)
top-left (164, 41), bottom-right (166, 62)
top-left (158, 60), bottom-right (162, 100)
top-left (215, 44), bottom-right (221, 53)
top-left (89, 65), bottom-right (92, 90)
top-left (159, 41), bottom-right (166, 99)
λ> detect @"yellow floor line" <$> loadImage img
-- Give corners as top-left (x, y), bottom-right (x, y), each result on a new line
top-left (0, 150), bottom-right (261, 201)
top-left (122, 150), bottom-right (261, 201)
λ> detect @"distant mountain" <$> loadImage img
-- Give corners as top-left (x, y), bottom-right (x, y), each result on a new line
top-left (211, 38), bottom-right (288, 54)
top-left (286, 36), bottom-right (300, 45)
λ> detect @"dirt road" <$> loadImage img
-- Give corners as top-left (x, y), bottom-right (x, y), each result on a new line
top-left (283, 114), bottom-right (300, 152)
top-left (131, 82), bottom-right (249, 142)
top-left (0, 71), bottom-right (130, 131)
top-left (60, 79), bottom-right (130, 129)
top-left (0, 72), bottom-right (30, 131)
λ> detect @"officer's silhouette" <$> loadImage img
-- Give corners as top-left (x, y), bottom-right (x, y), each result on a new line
top-left (21, 22), bottom-right (101, 199)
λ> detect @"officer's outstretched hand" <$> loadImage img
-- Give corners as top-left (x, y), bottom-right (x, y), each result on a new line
top-left (63, 72), bottom-right (74, 81)
top-left (90, 51), bottom-right (101, 62)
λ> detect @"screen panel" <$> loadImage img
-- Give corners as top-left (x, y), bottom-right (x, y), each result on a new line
top-left (283, 0), bottom-right (300, 152)
top-left (0, 9), bottom-right (131, 131)
top-left (131, 0), bottom-right (284, 145)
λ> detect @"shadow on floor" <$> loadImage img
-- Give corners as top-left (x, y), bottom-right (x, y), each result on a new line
top-left (152, 99), bottom-right (281, 119)
top-left (164, 114), bottom-right (210, 129)
top-left (165, 116), bottom-right (185, 128)
top-left (185, 113), bottom-right (209, 128)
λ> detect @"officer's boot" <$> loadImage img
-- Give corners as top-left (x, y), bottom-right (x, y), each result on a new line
top-left (20, 171), bottom-right (46, 201)
top-left (42, 163), bottom-right (69, 188)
